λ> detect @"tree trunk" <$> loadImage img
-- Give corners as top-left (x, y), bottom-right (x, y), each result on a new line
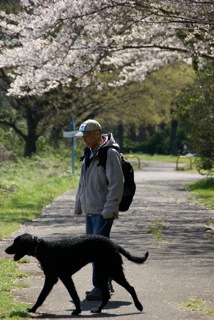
top-left (24, 135), bottom-right (37, 157)
top-left (129, 125), bottom-right (137, 141)
top-left (170, 119), bottom-right (178, 155)
top-left (23, 108), bottom-right (39, 157)
top-left (138, 125), bottom-right (147, 142)
top-left (49, 125), bottom-right (62, 148)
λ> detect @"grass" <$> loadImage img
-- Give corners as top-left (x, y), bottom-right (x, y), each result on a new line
top-left (147, 221), bottom-right (165, 239)
top-left (0, 259), bottom-right (29, 319)
top-left (183, 298), bottom-right (214, 316)
top-left (186, 178), bottom-right (214, 208)
top-left (130, 154), bottom-right (178, 162)
top-left (0, 150), bottom-right (79, 239)
top-left (186, 178), bottom-right (214, 240)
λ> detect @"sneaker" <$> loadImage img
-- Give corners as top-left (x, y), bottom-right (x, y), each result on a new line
top-left (86, 287), bottom-right (102, 301)
top-left (85, 287), bottom-right (100, 296)
top-left (85, 289), bottom-right (93, 295)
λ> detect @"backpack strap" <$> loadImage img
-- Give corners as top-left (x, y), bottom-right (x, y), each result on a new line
top-left (80, 146), bottom-right (91, 168)
top-left (97, 147), bottom-right (109, 169)
top-left (97, 145), bottom-right (120, 169)
top-left (80, 143), bottom-right (120, 169)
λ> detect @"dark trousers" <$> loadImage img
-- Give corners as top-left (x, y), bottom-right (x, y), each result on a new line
top-left (86, 214), bottom-right (114, 288)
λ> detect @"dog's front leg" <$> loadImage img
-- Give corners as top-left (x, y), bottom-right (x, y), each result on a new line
top-left (28, 275), bottom-right (58, 313)
top-left (60, 276), bottom-right (81, 315)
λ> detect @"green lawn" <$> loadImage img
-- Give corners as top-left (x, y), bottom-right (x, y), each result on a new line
top-left (0, 152), bottom-right (79, 239)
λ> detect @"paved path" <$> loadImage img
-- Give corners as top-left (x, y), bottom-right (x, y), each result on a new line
top-left (1, 161), bottom-right (214, 319)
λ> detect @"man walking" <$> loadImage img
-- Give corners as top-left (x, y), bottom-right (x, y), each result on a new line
top-left (74, 119), bottom-right (124, 300)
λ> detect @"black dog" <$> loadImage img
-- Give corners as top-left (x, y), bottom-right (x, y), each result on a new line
top-left (5, 233), bottom-right (149, 315)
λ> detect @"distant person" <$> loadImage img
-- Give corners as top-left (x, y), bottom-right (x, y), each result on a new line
top-left (74, 119), bottom-right (124, 300)
top-left (180, 141), bottom-right (188, 155)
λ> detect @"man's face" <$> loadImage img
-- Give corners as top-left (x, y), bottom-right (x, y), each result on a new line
top-left (82, 130), bottom-right (101, 150)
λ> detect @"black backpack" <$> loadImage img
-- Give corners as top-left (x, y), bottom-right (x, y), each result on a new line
top-left (81, 146), bottom-right (136, 212)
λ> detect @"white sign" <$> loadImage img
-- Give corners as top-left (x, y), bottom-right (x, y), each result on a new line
top-left (63, 131), bottom-right (78, 138)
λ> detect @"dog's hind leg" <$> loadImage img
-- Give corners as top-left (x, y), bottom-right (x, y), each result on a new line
top-left (28, 275), bottom-right (58, 313)
top-left (111, 268), bottom-right (143, 312)
top-left (60, 276), bottom-right (81, 315)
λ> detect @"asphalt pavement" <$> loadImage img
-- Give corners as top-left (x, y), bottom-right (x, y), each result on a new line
top-left (1, 161), bottom-right (214, 320)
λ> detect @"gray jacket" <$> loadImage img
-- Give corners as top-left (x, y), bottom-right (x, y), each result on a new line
top-left (74, 133), bottom-right (124, 219)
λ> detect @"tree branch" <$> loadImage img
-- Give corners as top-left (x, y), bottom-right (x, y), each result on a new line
top-left (0, 120), bottom-right (27, 140)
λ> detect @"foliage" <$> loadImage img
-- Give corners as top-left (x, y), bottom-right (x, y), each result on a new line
top-left (0, 149), bottom-right (79, 239)
top-left (0, 127), bottom-right (22, 153)
top-left (74, 62), bottom-right (195, 155)
top-left (0, 61), bottom-right (195, 157)
top-left (0, 0), bottom-right (20, 14)
top-left (94, 62), bottom-right (195, 127)
top-left (0, 259), bottom-right (29, 319)
top-left (123, 122), bottom-right (190, 155)
top-left (177, 61), bottom-right (214, 174)
top-left (186, 178), bottom-right (214, 208)
top-left (0, 0), bottom-right (213, 96)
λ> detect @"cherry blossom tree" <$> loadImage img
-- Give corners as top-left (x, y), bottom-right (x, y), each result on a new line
top-left (0, 0), bottom-right (213, 96)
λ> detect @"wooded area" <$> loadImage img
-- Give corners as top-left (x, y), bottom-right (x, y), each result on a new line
top-left (0, 0), bottom-right (213, 172)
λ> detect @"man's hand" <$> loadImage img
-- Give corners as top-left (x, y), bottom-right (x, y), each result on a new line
top-left (74, 211), bottom-right (82, 216)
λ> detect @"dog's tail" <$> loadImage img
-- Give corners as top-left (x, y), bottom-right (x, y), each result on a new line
top-left (118, 246), bottom-right (149, 264)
